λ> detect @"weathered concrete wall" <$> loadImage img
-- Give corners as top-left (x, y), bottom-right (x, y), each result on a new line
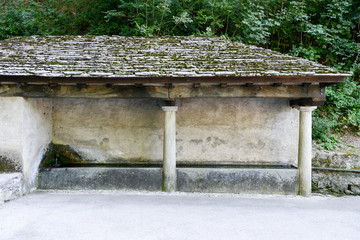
top-left (52, 98), bottom-right (164, 163)
top-left (0, 98), bottom-right (24, 172)
top-left (0, 97), bottom-right (52, 193)
top-left (37, 167), bottom-right (299, 194)
top-left (52, 98), bottom-right (299, 165)
top-left (2, 97), bottom-right (300, 194)
top-left (0, 173), bottom-right (23, 202)
top-left (177, 98), bottom-right (298, 165)
top-left (22, 99), bottom-right (52, 192)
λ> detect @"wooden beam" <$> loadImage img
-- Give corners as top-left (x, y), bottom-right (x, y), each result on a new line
top-left (76, 83), bottom-right (88, 89)
top-left (170, 85), bottom-right (325, 99)
top-left (48, 83), bottom-right (60, 90)
top-left (290, 98), bottom-right (326, 107)
top-left (0, 75), bottom-right (346, 85)
top-left (0, 84), bottom-right (168, 98)
top-left (0, 84), bottom-right (326, 99)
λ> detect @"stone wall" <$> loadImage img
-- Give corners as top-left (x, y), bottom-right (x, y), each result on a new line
top-left (312, 151), bottom-right (360, 195)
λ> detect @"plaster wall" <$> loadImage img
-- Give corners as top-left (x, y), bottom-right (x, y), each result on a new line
top-left (0, 97), bottom-right (25, 171)
top-left (0, 98), bottom-right (52, 192)
top-left (22, 99), bottom-right (52, 192)
top-left (53, 98), bottom-right (299, 166)
top-left (177, 98), bottom-right (299, 165)
top-left (53, 98), bottom-right (164, 162)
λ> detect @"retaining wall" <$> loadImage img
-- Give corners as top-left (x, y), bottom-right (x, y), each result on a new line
top-left (312, 151), bottom-right (360, 195)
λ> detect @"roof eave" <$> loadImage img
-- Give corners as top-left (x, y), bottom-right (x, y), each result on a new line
top-left (0, 74), bottom-right (349, 86)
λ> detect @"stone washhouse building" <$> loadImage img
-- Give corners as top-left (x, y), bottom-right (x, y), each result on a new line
top-left (0, 36), bottom-right (349, 200)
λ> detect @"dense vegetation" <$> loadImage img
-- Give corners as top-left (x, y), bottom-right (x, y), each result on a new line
top-left (0, 0), bottom-right (359, 149)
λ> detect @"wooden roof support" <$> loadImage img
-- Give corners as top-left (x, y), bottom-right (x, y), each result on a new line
top-left (0, 84), bottom-right (325, 99)
top-left (193, 83), bottom-right (201, 88)
top-left (76, 83), bottom-right (88, 90)
top-left (134, 83), bottom-right (144, 88)
top-left (17, 82), bottom-right (28, 88)
top-left (48, 83), bottom-right (60, 90)
top-left (0, 75), bottom-right (346, 86)
top-left (169, 84), bottom-right (325, 99)
top-left (290, 97), bottom-right (326, 107)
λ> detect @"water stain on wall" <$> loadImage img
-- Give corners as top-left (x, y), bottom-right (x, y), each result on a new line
top-left (0, 156), bottom-right (21, 173)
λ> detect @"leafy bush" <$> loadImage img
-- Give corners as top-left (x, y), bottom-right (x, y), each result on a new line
top-left (312, 115), bottom-right (340, 150)
top-left (313, 61), bottom-right (360, 149)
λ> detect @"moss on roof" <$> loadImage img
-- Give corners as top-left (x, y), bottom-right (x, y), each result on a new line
top-left (0, 35), bottom-right (350, 78)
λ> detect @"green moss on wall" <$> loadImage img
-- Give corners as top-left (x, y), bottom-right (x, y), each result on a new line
top-left (40, 143), bottom-right (85, 167)
top-left (0, 156), bottom-right (21, 173)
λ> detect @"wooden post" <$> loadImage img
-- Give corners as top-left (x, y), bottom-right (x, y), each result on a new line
top-left (162, 106), bottom-right (178, 192)
top-left (298, 106), bottom-right (317, 197)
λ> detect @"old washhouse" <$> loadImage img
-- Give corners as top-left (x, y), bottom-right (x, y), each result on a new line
top-left (0, 36), bottom-right (349, 197)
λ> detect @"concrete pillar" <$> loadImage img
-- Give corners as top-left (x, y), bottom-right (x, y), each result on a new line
top-left (298, 106), bottom-right (317, 197)
top-left (162, 106), bottom-right (178, 192)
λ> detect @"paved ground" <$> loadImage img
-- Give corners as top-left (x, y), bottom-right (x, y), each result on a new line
top-left (0, 191), bottom-right (359, 240)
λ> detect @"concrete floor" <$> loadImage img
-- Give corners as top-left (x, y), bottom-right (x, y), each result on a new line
top-left (0, 191), bottom-right (359, 240)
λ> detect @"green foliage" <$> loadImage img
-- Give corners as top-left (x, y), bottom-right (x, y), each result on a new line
top-left (0, 0), bottom-right (358, 65)
top-left (312, 115), bottom-right (340, 150)
top-left (313, 63), bottom-right (360, 148)
top-left (0, 0), bottom-right (359, 147)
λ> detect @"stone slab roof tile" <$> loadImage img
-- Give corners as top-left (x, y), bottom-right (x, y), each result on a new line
top-left (0, 35), bottom-right (350, 81)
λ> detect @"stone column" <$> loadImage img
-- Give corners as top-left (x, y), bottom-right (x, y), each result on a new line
top-left (162, 106), bottom-right (178, 192)
top-left (298, 106), bottom-right (317, 197)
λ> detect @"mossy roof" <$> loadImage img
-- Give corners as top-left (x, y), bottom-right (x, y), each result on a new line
top-left (0, 35), bottom-right (350, 82)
